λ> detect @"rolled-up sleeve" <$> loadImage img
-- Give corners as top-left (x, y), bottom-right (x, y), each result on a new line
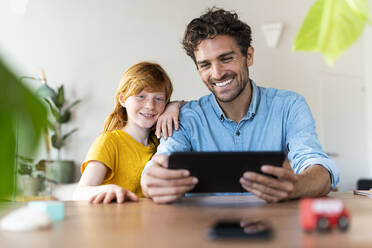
top-left (286, 95), bottom-right (340, 190)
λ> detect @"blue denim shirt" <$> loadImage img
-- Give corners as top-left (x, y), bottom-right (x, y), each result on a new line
top-left (146, 80), bottom-right (339, 190)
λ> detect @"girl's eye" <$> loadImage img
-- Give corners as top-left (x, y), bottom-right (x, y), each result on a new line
top-left (137, 95), bottom-right (145, 99)
top-left (155, 97), bottom-right (165, 102)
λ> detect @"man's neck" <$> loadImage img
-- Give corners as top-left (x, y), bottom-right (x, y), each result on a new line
top-left (217, 82), bottom-right (252, 123)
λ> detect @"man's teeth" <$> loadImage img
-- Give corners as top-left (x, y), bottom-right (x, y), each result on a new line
top-left (142, 113), bottom-right (155, 117)
top-left (215, 79), bottom-right (232, 87)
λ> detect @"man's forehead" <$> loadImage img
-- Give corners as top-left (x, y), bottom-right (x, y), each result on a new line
top-left (194, 35), bottom-right (240, 61)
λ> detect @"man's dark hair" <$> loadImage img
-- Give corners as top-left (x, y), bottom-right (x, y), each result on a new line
top-left (182, 7), bottom-right (252, 63)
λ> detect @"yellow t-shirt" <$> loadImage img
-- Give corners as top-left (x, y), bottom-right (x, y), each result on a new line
top-left (81, 130), bottom-right (159, 197)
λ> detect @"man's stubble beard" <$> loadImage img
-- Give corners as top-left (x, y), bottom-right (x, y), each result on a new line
top-left (213, 63), bottom-right (250, 103)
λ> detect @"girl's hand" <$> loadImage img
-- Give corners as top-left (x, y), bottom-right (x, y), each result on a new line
top-left (156, 101), bottom-right (183, 139)
top-left (89, 184), bottom-right (138, 204)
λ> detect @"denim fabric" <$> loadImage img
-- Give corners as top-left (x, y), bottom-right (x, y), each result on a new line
top-left (146, 80), bottom-right (339, 190)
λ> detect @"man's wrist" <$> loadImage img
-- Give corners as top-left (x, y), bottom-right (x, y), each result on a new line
top-left (292, 164), bottom-right (331, 199)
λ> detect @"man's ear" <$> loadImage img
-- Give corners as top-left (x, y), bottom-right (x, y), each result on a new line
top-left (118, 94), bottom-right (126, 107)
top-left (246, 46), bottom-right (254, 66)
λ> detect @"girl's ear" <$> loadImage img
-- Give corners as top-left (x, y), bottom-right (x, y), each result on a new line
top-left (118, 94), bottom-right (126, 108)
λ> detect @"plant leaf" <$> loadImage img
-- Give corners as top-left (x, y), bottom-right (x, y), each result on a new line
top-left (36, 84), bottom-right (57, 99)
top-left (47, 119), bottom-right (56, 132)
top-left (18, 163), bottom-right (32, 176)
top-left (35, 160), bottom-right (47, 171)
top-left (0, 59), bottom-right (47, 200)
top-left (54, 85), bottom-right (65, 109)
top-left (51, 133), bottom-right (63, 149)
top-left (293, 0), bottom-right (370, 65)
top-left (60, 110), bottom-right (71, 123)
top-left (62, 128), bottom-right (78, 141)
top-left (44, 98), bottom-right (60, 121)
top-left (16, 154), bottom-right (34, 163)
top-left (65, 99), bottom-right (81, 112)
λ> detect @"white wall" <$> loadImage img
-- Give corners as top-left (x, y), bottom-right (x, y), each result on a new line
top-left (0, 0), bottom-right (368, 190)
top-left (365, 1), bottom-right (372, 178)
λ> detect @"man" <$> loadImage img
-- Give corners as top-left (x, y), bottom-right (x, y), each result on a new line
top-left (141, 8), bottom-right (339, 204)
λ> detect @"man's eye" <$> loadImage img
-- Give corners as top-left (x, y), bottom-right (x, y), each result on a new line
top-left (199, 63), bottom-right (210, 69)
top-left (221, 57), bottom-right (233, 62)
top-left (137, 95), bottom-right (145, 99)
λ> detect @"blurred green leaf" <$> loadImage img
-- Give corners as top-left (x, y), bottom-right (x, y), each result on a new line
top-left (54, 85), bottom-right (65, 109)
top-left (65, 99), bottom-right (81, 112)
top-left (51, 133), bottom-right (63, 149)
top-left (47, 119), bottom-right (56, 132)
top-left (44, 98), bottom-right (60, 121)
top-left (36, 84), bottom-right (57, 99)
top-left (62, 128), bottom-right (78, 141)
top-left (60, 110), bottom-right (71, 123)
top-left (0, 59), bottom-right (47, 200)
top-left (18, 163), bottom-right (32, 176)
top-left (293, 0), bottom-right (370, 65)
top-left (35, 160), bottom-right (47, 171)
top-left (16, 154), bottom-right (34, 164)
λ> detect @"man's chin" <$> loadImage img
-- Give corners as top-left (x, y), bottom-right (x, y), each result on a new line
top-left (213, 93), bottom-right (237, 103)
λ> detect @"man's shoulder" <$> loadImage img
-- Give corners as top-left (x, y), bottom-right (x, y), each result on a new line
top-left (180, 94), bottom-right (212, 114)
top-left (258, 85), bottom-right (305, 104)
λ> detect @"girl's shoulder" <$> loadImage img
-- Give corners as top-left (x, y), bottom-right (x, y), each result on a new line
top-left (93, 130), bottom-right (126, 146)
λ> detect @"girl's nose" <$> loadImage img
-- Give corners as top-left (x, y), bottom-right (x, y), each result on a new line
top-left (144, 99), bottom-right (155, 109)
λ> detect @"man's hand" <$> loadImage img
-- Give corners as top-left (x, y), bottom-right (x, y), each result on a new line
top-left (141, 155), bottom-right (198, 204)
top-left (240, 161), bottom-right (298, 203)
top-left (89, 184), bottom-right (138, 204)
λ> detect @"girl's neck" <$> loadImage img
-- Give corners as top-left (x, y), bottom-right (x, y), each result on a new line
top-left (122, 124), bottom-right (152, 146)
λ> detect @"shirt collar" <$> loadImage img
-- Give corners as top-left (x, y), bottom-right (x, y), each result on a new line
top-left (209, 79), bottom-right (260, 121)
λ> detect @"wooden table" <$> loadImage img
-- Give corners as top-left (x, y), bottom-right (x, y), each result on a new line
top-left (1, 192), bottom-right (372, 248)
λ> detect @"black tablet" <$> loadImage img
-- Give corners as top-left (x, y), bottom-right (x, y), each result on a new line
top-left (168, 151), bottom-right (286, 193)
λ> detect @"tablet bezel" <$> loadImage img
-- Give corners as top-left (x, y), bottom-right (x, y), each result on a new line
top-left (168, 151), bottom-right (286, 193)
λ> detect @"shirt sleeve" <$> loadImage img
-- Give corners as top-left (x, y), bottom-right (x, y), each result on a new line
top-left (81, 133), bottom-right (116, 181)
top-left (285, 95), bottom-right (340, 190)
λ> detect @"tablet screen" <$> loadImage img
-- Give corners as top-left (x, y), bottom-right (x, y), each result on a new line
top-left (168, 151), bottom-right (286, 193)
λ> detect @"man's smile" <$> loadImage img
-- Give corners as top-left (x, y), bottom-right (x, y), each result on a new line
top-left (215, 78), bottom-right (233, 87)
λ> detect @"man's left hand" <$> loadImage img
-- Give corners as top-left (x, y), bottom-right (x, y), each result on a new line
top-left (240, 161), bottom-right (298, 203)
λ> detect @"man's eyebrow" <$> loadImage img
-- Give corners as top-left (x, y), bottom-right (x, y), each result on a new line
top-left (218, 51), bottom-right (235, 58)
top-left (196, 51), bottom-right (235, 65)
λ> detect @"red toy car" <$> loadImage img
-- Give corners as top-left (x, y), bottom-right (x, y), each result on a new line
top-left (299, 198), bottom-right (350, 232)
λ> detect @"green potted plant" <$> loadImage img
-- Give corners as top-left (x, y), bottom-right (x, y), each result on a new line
top-left (35, 74), bottom-right (81, 184)
top-left (0, 60), bottom-right (47, 201)
top-left (17, 155), bottom-right (47, 197)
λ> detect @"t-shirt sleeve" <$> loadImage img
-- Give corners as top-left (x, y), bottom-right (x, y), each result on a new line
top-left (81, 132), bottom-right (116, 181)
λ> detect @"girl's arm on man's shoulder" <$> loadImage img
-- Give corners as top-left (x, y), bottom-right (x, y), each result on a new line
top-left (73, 161), bottom-right (138, 203)
top-left (156, 100), bottom-right (189, 139)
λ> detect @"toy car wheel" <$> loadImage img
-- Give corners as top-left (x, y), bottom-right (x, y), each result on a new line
top-left (338, 216), bottom-right (349, 231)
top-left (316, 218), bottom-right (329, 232)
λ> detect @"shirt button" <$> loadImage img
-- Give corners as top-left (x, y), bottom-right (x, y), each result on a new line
top-left (220, 115), bottom-right (224, 121)
top-left (236, 131), bottom-right (240, 136)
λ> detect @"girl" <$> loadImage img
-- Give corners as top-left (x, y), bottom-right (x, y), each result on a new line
top-left (73, 62), bottom-right (182, 203)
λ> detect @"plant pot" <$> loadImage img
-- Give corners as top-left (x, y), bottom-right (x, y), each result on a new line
top-left (46, 160), bottom-right (75, 184)
top-left (23, 176), bottom-right (44, 197)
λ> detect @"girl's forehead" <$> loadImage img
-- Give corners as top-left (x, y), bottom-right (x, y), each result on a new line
top-left (140, 87), bottom-right (166, 95)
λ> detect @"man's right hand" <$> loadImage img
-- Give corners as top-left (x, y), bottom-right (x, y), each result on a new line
top-left (141, 154), bottom-right (198, 204)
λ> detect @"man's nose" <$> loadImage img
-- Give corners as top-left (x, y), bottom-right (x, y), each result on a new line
top-left (211, 63), bottom-right (224, 80)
